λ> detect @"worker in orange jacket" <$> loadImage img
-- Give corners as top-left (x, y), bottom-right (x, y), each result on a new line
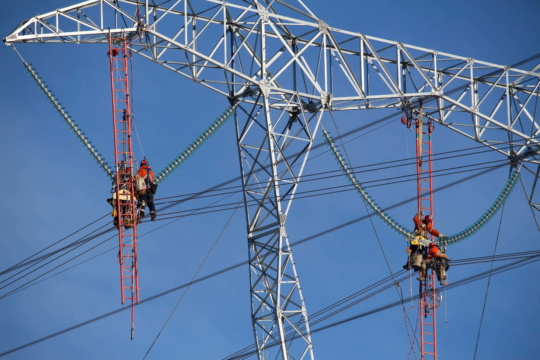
top-left (135, 159), bottom-right (157, 221)
top-left (413, 213), bottom-right (445, 238)
top-left (418, 242), bottom-right (449, 285)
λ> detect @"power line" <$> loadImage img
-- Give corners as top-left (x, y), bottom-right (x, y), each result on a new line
top-left (0, 117), bottom-right (520, 321)
top-left (1, 250), bottom-right (538, 358)
top-left (222, 255), bottom-right (540, 360)
top-left (12, 158), bottom-right (507, 279)
top-left (0, 189), bottom-right (242, 300)
top-left (1, 97), bottom-right (519, 283)
top-left (0, 213), bottom-right (110, 277)
top-left (0, 230), bottom-right (116, 300)
top-left (0, 223), bottom-right (113, 290)
top-left (0, 163), bottom-right (508, 299)
top-left (1, 146), bottom-right (506, 286)
top-left (153, 161), bottom-right (507, 221)
top-left (154, 142), bottom-right (512, 204)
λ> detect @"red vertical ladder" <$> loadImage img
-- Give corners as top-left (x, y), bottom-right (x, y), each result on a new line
top-left (419, 274), bottom-right (438, 359)
top-left (415, 109), bottom-right (434, 219)
top-left (108, 34), bottom-right (140, 340)
top-left (415, 108), bottom-right (438, 359)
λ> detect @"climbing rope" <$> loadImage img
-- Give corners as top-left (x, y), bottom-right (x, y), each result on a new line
top-left (155, 104), bottom-right (237, 183)
top-left (323, 129), bottom-right (520, 246)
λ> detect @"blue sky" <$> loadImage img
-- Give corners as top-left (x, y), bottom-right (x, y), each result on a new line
top-left (1, 0), bottom-right (539, 359)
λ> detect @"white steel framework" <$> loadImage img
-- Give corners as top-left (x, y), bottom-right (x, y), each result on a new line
top-left (4, 1), bottom-right (540, 358)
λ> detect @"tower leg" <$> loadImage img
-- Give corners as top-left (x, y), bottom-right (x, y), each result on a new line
top-left (234, 94), bottom-right (321, 359)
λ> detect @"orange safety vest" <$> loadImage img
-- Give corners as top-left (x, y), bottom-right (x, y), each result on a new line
top-left (136, 166), bottom-right (155, 189)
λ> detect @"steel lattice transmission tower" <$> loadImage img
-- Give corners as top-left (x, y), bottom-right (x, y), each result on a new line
top-left (5, 1), bottom-right (540, 358)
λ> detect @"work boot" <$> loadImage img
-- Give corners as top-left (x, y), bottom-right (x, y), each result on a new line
top-left (417, 277), bottom-right (426, 281)
top-left (150, 211), bottom-right (156, 221)
top-left (137, 210), bottom-right (144, 224)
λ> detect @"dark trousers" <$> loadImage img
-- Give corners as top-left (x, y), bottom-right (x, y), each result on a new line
top-left (146, 191), bottom-right (156, 214)
top-left (138, 191), bottom-right (156, 214)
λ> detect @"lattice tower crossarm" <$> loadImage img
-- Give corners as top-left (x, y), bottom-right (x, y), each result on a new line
top-left (4, 1), bottom-right (540, 152)
top-left (4, 0), bottom-right (540, 202)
